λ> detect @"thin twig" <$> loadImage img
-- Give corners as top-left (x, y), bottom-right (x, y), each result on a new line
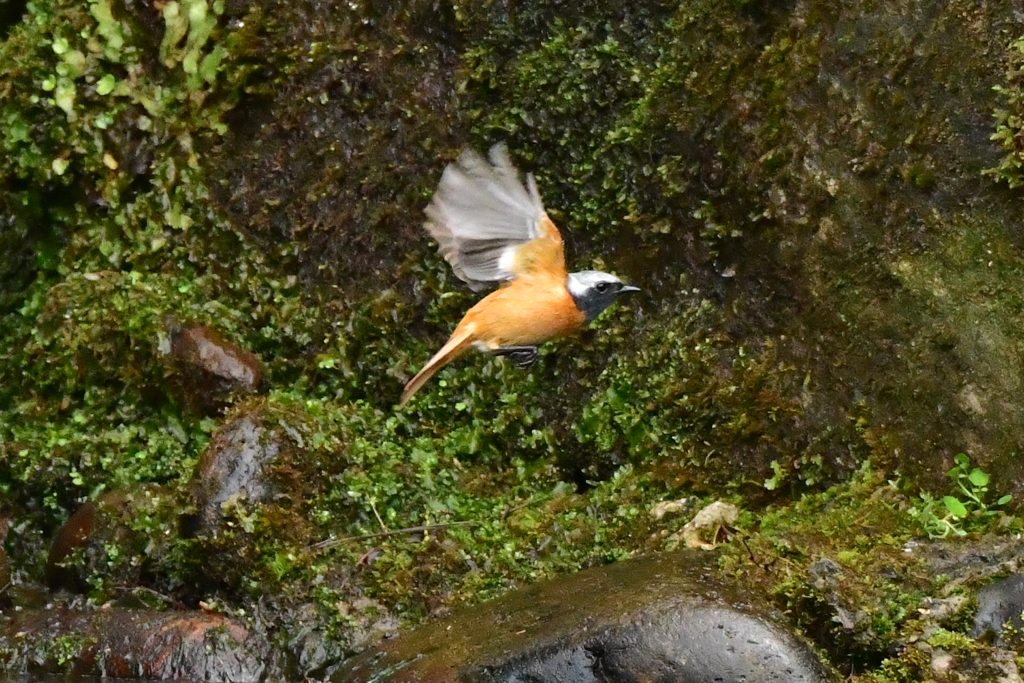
top-left (110, 584), bottom-right (178, 606)
top-left (501, 492), bottom-right (552, 519)
top-left (369, 499), bottom-right (389, 533)
top-left (311, 521), bottom-right (479, 550)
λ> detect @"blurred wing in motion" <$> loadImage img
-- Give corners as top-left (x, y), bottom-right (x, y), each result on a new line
top-left (424, 144), bottom-right (567, 290)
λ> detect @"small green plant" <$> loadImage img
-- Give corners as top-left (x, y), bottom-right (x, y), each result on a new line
top-left (47, 634), bottom-right (96, 668)
top-left (909, 454), bottom-right (1012, 538)
top-left (987, 37), bottom-right (1024, 187)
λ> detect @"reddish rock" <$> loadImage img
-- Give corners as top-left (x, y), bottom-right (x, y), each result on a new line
top-left (46, 499), bottom-right (97, 592)
top-left (163, 317), bottom-right (265, 415)
top-left (2, 607), bottom-right (267, 681)
top-left (46, 487), bottom-right (172, 593)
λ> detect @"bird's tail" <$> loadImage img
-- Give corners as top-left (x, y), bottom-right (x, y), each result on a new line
top-left (399, 324), bottom-right (477, 408)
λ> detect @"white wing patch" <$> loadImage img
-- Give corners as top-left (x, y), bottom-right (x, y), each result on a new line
top-left (424, 145), bottom-right (546, 291)
top-left (497, 246), bottom-right (518, 276)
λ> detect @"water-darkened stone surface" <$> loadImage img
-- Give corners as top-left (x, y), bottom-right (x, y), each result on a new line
top-left (0, 607), bottom-right (268, 681)
top-left (972, 573), bottom-right (1024, 643)
top-left (45, 497), bottom-right (96, 592)
top-left (187, 408), bottom-right (290, 536)
top-left (163, 318), bottom-right (266, 415)
top-left (181, 402), bottom-right (335, 594)
top-left (45, 486), bottom-right (172, 594)
top-left (337, 550), bottom-right (833, 683)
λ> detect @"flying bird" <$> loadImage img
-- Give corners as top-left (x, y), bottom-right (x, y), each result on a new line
top-left (399, 144), bottom-right (639, 408)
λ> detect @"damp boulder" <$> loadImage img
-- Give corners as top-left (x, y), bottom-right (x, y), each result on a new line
top-left (337, 550), bottom-right (833, 683)
top-left (187, 407), bottom-right (299, 536)
top-left (162, 318), bottom-right (265, 415)
top-left (972, 573), bottom-right (1024, 643)
top-left (181, 401), bottom-right (333, 591)
top-left (45, 486), bottom-right (174, 594)
top-left (1, 607), bottom-right (268, 681)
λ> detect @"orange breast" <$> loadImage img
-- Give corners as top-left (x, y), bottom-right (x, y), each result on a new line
top-left (459, 275), bottom-right (585, 348)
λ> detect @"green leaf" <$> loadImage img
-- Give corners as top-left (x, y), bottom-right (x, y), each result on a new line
top-left (967, 468), bottom-right (989, 488)
top-left (997, 495), bottom-right (1013, 506)
top-left (943, 496), bottom-right (967, 518)
top-left (96, 74), bottom-right (117, 96)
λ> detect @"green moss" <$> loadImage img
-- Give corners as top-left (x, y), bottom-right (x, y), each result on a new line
top-left (39, 633), bottom-right (96, 671)
top-left (2, 1), bottom-right (1024, 679)
top-left (988, 36), bottom-right (1024, 187)
top-left (0, 628), bottom-right (96, 674)
top-left (573, 300), bottom-right (819, 493)
top-left (718, 464), bottom-right (923, 667)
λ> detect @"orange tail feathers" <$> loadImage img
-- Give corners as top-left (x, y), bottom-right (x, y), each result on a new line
top-left (399, 324), bottom-right (478, 408)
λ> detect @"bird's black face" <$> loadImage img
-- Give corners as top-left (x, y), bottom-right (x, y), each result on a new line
top-left (567, 270), bottom-right (640, 323)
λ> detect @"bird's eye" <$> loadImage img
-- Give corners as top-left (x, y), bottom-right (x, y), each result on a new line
top-left (595, 282), bottom-right (609, 293)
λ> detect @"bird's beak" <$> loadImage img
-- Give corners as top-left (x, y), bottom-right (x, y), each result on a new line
top-left (619, 285), bottom-right (641, 294)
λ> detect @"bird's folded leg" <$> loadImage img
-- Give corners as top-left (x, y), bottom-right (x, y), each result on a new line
top-left (493, 345), bottom-right (539, 369)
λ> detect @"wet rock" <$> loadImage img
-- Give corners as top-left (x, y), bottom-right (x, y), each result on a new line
top-left (163, 317), bottom-right (265, 415)
top-left (187, 409), bottom-right (294, 536)
top-left (972, 573), bottom-right (1024, 643)
top-left (46, 498), bottom-right (96, 592)
top-left (809, 558), bottom-right (843, 588)
top-left (337, 550), bottom-right (833, 683)
top-left (182, 403), bottom-right (324, 591)
top-left (1, 607), bottom-right (267, 681)
top-left (46, 486), bottom-right (173, 594)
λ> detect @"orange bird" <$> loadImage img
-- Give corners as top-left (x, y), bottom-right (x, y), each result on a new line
top-left (399, 144), bottom-right (639, 408)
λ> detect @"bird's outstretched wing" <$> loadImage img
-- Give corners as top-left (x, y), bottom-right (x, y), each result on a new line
top-left (424, 144), bottom-right (567, 291)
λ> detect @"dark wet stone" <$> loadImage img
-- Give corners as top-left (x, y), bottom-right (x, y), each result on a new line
top-left (180, 404), bottom-right (328, 593)
top-left (336, 551), bottom-right (833, 683)
top-left (187, 410), bottom-right (291, 536)
top-left (46, 486), bottom-right (171, 593)
top-left (2, 607), bottom-right (267, 681)
top-left (809, 558), bottom-right (843, 588)
top-left (163, 318), bottom-right (265, 415)
top-left (972, 573), bottom-right (1024, 643)
top-left (46, 499), bottom-right (96, 592)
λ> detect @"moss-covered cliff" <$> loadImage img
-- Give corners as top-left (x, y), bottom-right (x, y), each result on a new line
top-left (3, 0), bottom-right (1024, 679)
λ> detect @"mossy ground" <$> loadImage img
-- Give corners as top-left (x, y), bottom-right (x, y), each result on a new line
top-left (4, 0), bottom-right (1024, 679)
